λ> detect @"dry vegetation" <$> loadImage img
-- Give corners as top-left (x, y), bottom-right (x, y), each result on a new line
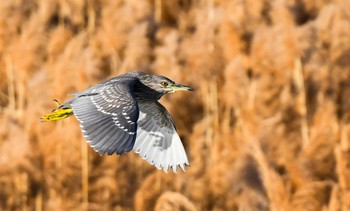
top-left (1, 0), bottom-right (350, 210)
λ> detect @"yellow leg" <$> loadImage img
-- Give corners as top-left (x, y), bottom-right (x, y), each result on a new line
top-left (41, 100), bottom-right (73, 122)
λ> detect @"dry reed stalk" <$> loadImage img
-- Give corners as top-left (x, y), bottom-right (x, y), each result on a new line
top-left (335, 119), bottom-right (350, 211)
top-left (244, 126), bottom-right (290, 211)
top-left (16, 80), bottom-right (25, 116)
top-left (81, 140), bottom-right (89, 208)
top-left (290, 181), bottom-right (333, 211)
top-left (55, 122), bottom-right (64, 208)
top-left (115, 206), bottom-right (123, 211)
top-left (5, 54), bottom-right (25, 117)
top-left (203, 80), bottom-right (219, 169)
top-left (335, 122), bottom-right (350, 210)
top-left (328, 185), bottom-right (341, 211)
top-left (155, 192), bottom-right (197, 211)
top-left (293, 58), bottom-right (309, 149)
top-left (155, 0), bottom-right (162, 22)
top-left (253, 144), bottom-right (289, 211)
top-left (339, 122), bottom-right (349, 151)
top-left (248, 79), bottom-right (257, 110)
top-left (334, 145), bottom-right (350, 190)
top-left (210, 80), bottom-right (219, 132)
top-left (0, 89), bottom-right (7, 106)
top-left (206, 0), bottom-right (215, 53)
top-left (87, 0), bottom-right (96, 36)
top-left (341, 191), bottom-right (350, 211)
top-left (14, 172), bottom-right (29, 211)
top-left (207, 0), bottom-right (214, 24)
top-left (35, 189), bottom-right (43, 211)
top-left (5, 55), bottom-right (15, 112)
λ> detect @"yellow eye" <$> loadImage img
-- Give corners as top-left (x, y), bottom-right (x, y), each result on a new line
top-left (160, 81), bottom-right (169, 87)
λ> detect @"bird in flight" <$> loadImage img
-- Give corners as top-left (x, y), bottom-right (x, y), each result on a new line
top-left (42, 72), bottom-right (193, 173)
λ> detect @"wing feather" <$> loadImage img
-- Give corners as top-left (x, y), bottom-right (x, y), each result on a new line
top-left (71, 78), bottom-right (139, 155)
top-left (134, 101), bottom-right (189, 173)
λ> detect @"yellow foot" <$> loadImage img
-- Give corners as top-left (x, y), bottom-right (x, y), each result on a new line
top-left (41, 100), bottom-right (73, 122)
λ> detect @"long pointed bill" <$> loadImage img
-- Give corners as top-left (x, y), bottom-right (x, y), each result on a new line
top-left (170, 84), bottom-right (194, 92)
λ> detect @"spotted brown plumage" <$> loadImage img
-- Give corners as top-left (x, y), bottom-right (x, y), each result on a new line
top-left (42, 72), bottom-right (193, 173)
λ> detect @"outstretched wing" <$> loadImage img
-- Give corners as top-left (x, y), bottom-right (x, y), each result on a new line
top-left (133, 101), bottom-right (189, 173)
top-left (71, 77), bottom-right (139, 155)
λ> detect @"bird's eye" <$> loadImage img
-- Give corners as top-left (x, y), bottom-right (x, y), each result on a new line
top-left (160, 81), bottom-right (169, 87)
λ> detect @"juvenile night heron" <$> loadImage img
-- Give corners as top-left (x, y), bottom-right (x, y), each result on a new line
top-left (42, 72), bottom-right (193, 173)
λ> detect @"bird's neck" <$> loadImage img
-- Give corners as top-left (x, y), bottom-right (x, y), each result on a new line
top-left (134, 82), bottom-right (164, 101)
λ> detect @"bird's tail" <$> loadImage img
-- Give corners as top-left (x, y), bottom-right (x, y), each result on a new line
top-left (41, 100), bottom-right (74, 122)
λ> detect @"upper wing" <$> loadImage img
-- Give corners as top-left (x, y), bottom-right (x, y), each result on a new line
top-left (71, 77), bottom-right (139, 155)
top-left (133, 101), bottom-right (189, 173)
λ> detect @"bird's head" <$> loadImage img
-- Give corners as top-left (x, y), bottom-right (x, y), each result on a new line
top-left (138, 73), bottom-right (194, 94)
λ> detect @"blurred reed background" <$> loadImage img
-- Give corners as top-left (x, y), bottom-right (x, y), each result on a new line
top-left (1, 0), bottom-right (350, 210)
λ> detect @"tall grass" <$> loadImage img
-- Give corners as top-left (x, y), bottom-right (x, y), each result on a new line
top-left (1, 0), bottom-right (350, 210)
